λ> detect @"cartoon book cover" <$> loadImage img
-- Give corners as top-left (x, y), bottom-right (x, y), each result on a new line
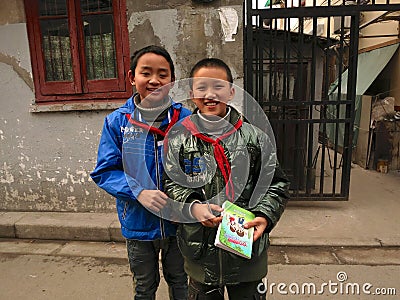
top-left (214, 201), bottom-right (255, 259)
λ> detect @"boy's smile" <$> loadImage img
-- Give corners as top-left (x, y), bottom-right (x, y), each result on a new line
top-left (204, 101), bottom-right (219, 107)
top-left (128, 52), bottom-right (173, 108)
top-left (191, 67), bottom-right (235, 118)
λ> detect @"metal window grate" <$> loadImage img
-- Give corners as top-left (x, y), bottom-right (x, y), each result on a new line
top-left (39, 0), bottom-right (73, 82)
top-left (81, 0), bottom-right (117, 80)
top-left (38, 0), bottom-right (117, 82)
top-left (39, 0), bottom-right (68, 16)
top-left (83, 15), bottom-right (117, 80)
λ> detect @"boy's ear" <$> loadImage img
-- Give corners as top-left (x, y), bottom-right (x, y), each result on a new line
top-left (228, 86), bottom-right (235, 101)
top-left (127, 69), bottom-right (135, 86)
top-left (189, 90), bottom-right (197, 105)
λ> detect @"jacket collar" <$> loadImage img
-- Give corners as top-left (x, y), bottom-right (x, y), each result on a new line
top-left (190, 105), bottom-right (242, 133)
top-left (116, 93), bottom-right (183, 115)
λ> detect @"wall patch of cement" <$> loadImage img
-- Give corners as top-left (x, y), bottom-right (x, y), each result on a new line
top-left (0, 23), bottom-right (32, 75)
top-left (218, 7), bottom-right (239, 42)
top-left (128, 9), bottom-right (180, 78)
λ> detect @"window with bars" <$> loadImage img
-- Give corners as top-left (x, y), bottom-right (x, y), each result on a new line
top-left (25, 0), bottom-right (130, 104)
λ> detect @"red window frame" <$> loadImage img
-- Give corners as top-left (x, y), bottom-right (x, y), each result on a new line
top-left (24, 0), bottom-right (131, 104)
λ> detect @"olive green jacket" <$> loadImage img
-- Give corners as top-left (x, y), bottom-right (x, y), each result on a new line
top-left (163, 107), bottom-right (290, 285)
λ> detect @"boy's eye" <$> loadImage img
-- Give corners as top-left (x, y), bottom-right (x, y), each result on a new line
top-left (195, 86), bottom-right (206, 91)
top-left (159, 74), bottom-right (168, 79)
top-left (141, 72), bottom-right (150, 76)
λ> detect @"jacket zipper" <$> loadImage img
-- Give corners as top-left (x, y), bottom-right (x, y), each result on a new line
top-left (219, 248), bottom-right (223, 285)
top-left (215, 175), bottom-right (224, 285)
top-left (218, 189), bottom-right (224, 286)
top-left (122, 201), bottom-right (128, 220)
top-left (154, 133), bottom-right (166, 239)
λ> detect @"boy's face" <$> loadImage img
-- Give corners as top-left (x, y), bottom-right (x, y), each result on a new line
top-left (190, 67), bottom-right (235, 118)
top-left (128, 53), bottom-right (173, 107)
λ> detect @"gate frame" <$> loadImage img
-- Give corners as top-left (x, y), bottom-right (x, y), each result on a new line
top-left (244, 1), bottom-right (400, 200)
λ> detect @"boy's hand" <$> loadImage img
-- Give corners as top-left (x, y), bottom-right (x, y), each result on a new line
top-left (244, 217), bottom-right (268, 242)
top-left (137, 190), bottom-right (168, 212)
top-left (191, 203), bottom-right (223, 227)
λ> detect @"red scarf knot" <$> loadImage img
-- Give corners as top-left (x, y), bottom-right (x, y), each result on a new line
top-left (125, 108), bottom-right (180, 138)
top-left (181, 116), bottom-right (242, 202)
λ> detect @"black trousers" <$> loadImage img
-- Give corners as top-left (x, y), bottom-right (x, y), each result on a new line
top-left (188, 278), bottom-right (266, 300)
top-left (126, 237), bottom-right (187, 300)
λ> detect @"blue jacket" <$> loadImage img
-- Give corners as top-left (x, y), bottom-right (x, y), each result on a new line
top-left (90, 95), bottom-right (191, 240)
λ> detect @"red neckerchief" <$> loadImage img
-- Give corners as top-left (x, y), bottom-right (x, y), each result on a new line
top-left (181, 116), bottom-right (243, 202)
top-left (126, 108), bottom-right (180, 137)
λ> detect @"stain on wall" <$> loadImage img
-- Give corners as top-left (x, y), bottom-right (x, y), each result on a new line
top-left (0, 0), bottom-right (25, 25)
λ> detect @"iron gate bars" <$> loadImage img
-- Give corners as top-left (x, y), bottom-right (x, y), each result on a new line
top-left (244, 0), bottom-right (400, 200)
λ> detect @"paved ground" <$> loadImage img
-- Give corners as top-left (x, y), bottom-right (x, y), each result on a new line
top-left (1, 239), bottom-right (400, 266)
top-left (270, 166), bottom-right (400, 247)
top-left (1, 253), bottom-right (395, 300)
top-left (0, 165), bottom-right (399, 299)
top-left (1, 240), bottom-right (399, 300)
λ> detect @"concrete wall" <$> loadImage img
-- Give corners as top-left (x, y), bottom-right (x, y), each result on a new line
top-left (0, 0), bottom-right (243, 212)
top-left (127, 1), bottom-right (243, 84)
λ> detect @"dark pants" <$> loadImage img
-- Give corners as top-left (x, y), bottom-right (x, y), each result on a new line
top-left (188, 278), bottom-right (266, 300)
top-left (126, 237), bottom-right (188, 300)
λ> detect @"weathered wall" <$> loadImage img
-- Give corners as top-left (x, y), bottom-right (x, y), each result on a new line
top-left (127, 1), bottom-right (243, 85)
top-left (0, 61), bottom-right (111, 212)
top-left (0, 0), bottom-right (243, 212)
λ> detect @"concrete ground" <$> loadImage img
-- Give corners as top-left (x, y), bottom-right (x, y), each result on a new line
top-left (271, 165), bottom-right (400, 247)
top-left (1, 240), bottom-right (399, 300)
top-left (0, 165), bottom-right (399, 299)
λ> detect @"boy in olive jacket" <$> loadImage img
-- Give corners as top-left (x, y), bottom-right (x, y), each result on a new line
top-left (163, 58), bottom-right (290, 299)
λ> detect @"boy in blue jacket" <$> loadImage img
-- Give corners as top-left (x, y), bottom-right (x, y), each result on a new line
top-left (91, 45), bottom-right (190, 300)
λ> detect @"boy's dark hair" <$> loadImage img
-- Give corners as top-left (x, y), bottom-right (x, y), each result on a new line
top-left (189, 58), bottom-right (233, 87)
top-left (130, 45), bottom-right (175, 81)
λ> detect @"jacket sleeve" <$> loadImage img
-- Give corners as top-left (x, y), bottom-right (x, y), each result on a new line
top-left (90, 116), bottom-right (143, 202)
top-left (251, 129), bottom-right (290, 233)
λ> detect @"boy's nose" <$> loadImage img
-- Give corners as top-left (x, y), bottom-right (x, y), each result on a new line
top-left (149, 76), bottom-right (160, 85)
top-left (204, 89), bottom-right (217, 99)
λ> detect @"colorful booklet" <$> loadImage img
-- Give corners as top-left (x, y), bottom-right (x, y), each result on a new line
top-left (214, 201), bottom-right (255, 259)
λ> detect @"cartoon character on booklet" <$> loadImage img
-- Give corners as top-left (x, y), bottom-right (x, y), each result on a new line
top-left (229, 215), bottom-right (236, 232)
top-left (236, 217), bottom-right (245, 237)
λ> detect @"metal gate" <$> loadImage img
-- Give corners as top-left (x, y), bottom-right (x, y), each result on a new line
top-left (244, 0), bottom-right (400, 200)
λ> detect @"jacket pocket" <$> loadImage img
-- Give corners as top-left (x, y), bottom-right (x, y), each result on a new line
top-left (178, 224), bottom-right (208, 260)
top-left (252, 233), bottom-right (269, 258)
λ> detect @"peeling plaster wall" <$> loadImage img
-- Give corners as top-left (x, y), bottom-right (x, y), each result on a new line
top-left (0, 0), bottom-right (243, 212)
top-left (127, 1), bottom-right (243, 86)
top-left (0, 60), bottom-right (114, 212)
